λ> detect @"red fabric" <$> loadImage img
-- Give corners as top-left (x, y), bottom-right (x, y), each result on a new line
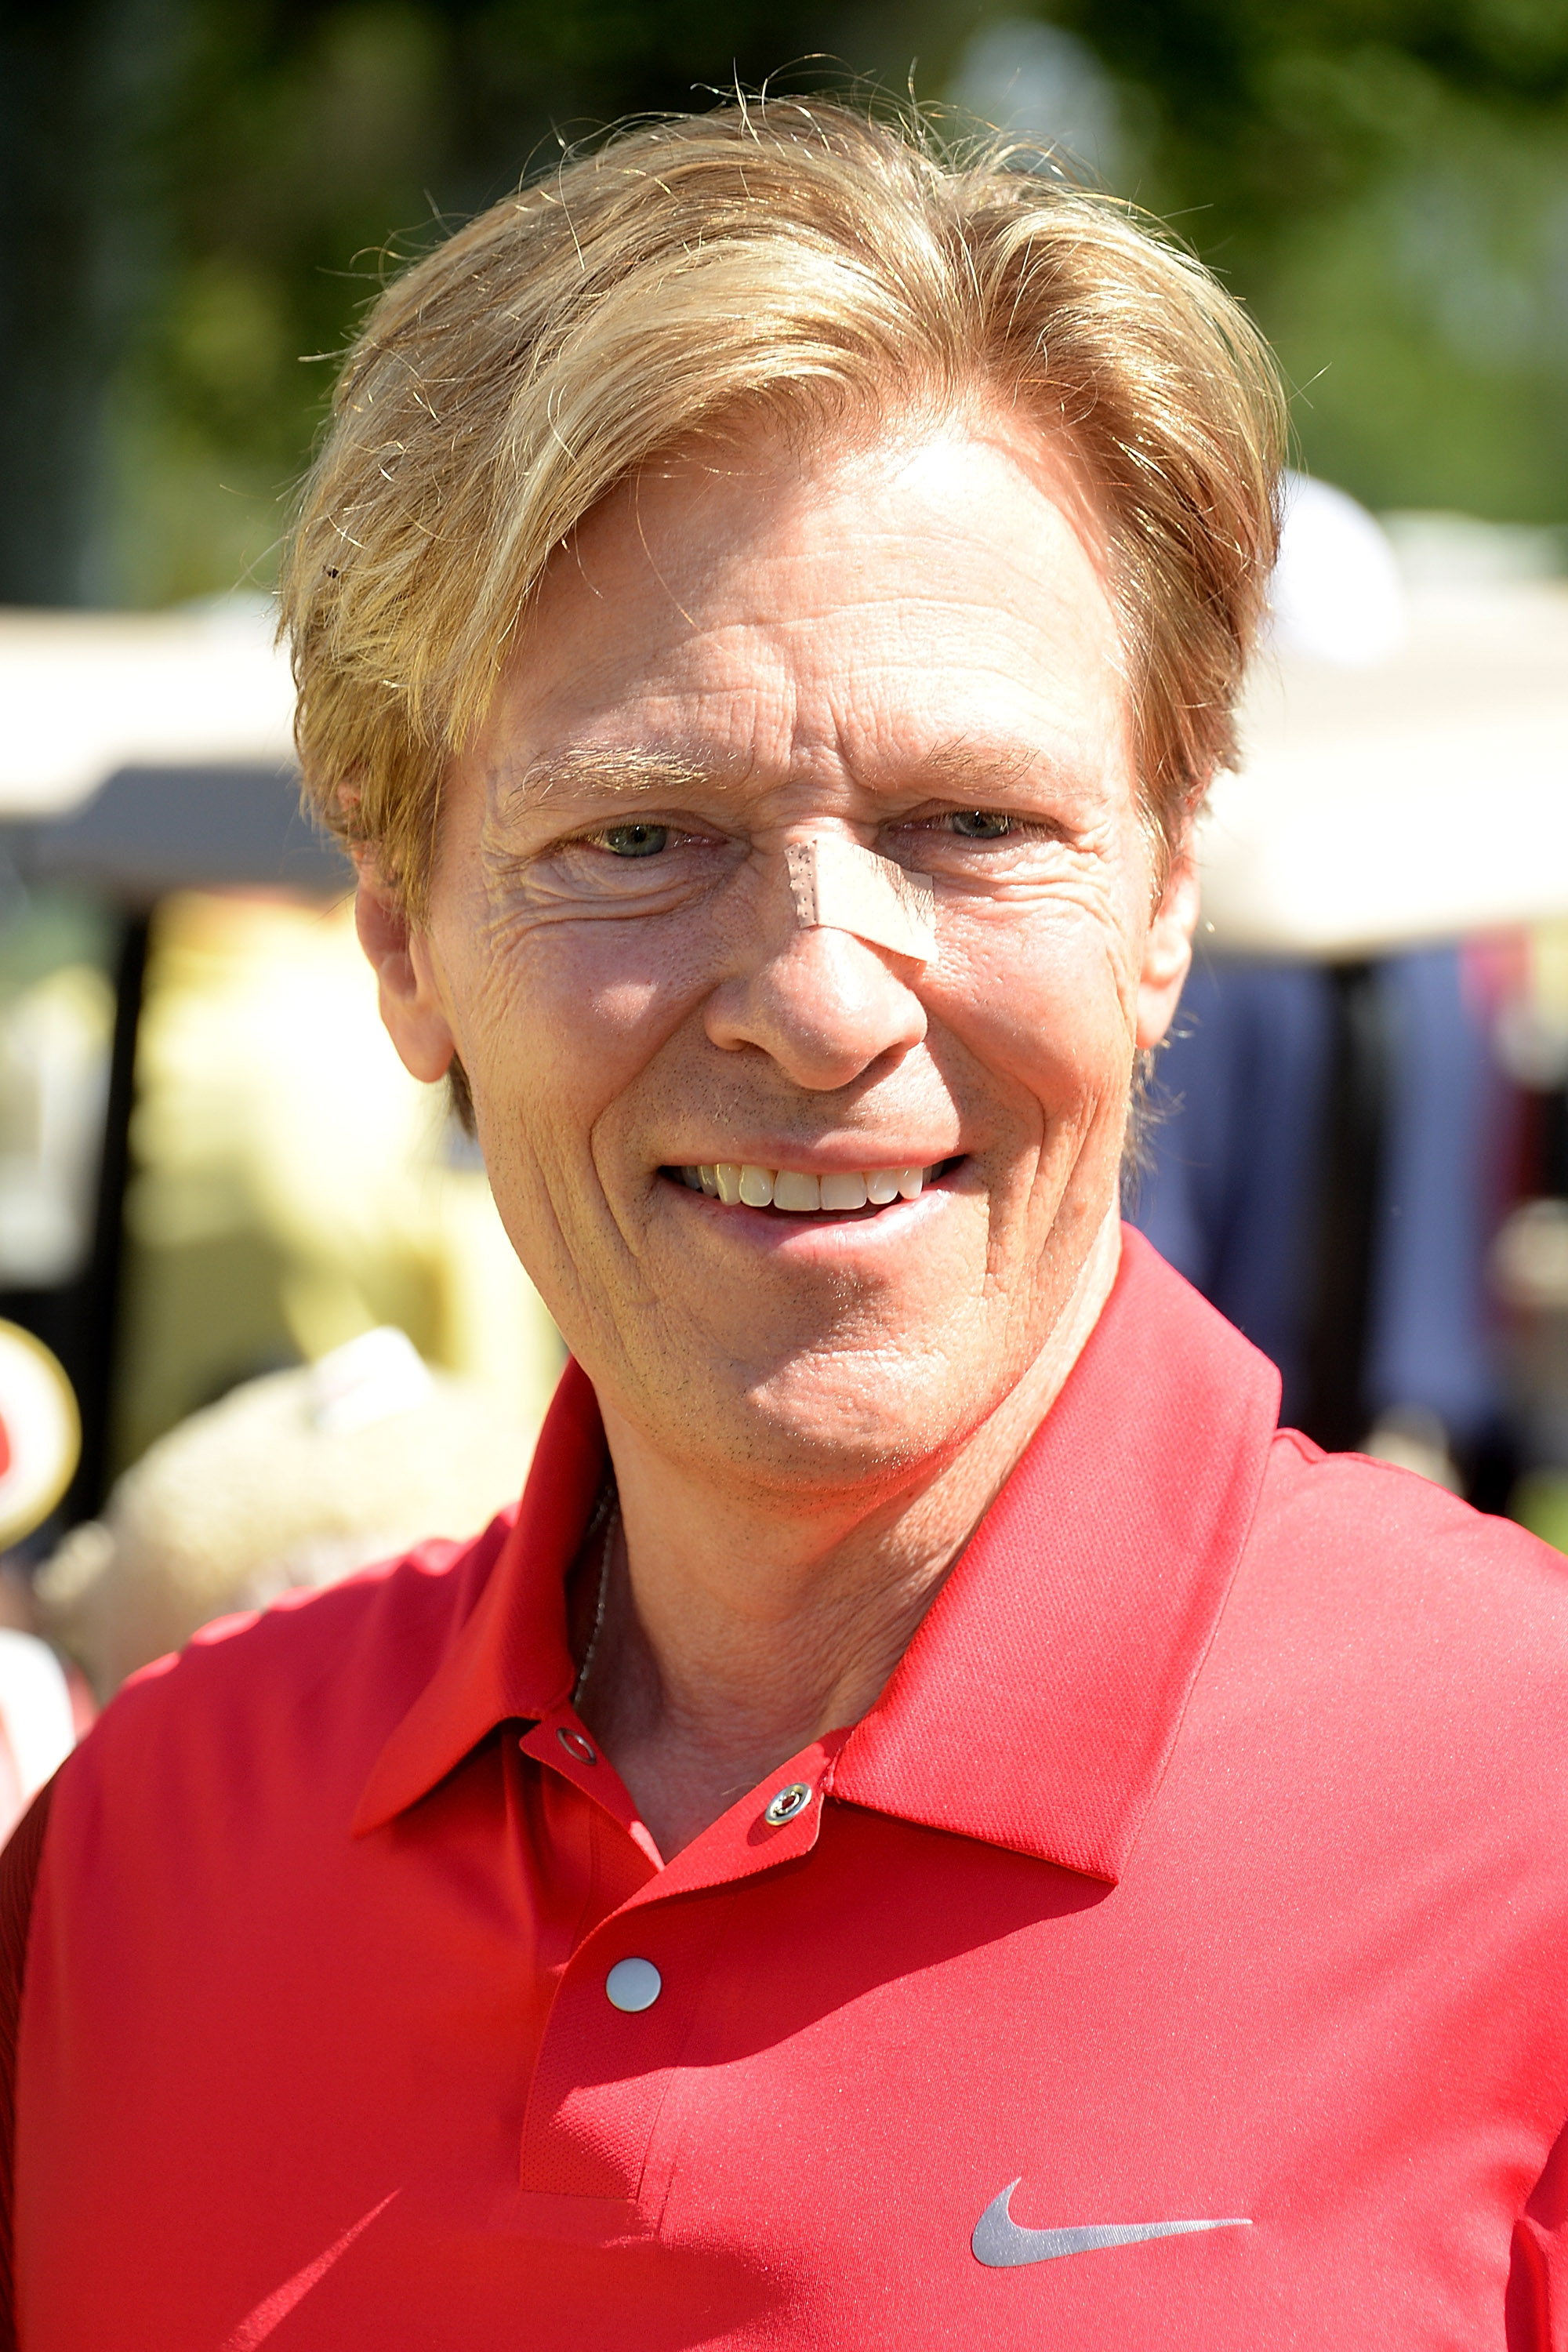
top-left (0, 1778), bottom-right (53, 2352)
top-left (13, 1232), bottom-right (1568, 2347)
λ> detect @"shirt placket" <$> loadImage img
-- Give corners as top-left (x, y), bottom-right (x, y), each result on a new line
top-left (514, 1705), bottom-right (844, 2223)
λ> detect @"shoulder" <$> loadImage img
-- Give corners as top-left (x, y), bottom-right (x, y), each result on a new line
top-left (1232, 1428), bottom-right (1568, 1730)
top-left (1255, 1426), bottom-right (1566, 1602)
top-left (49, 1511), bottom-right (517, 1849)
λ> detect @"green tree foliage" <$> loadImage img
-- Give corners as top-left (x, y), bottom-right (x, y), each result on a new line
top-left (1056, 0), bottom-right (1568, 523)
top-left (3, 0), bottom-right (1566, 608)
top-left (100, 0), bottom-right (969, 604)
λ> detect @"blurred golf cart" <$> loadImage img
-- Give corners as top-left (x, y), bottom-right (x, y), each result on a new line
top-left (0, 599), bottom-right (563, 1559)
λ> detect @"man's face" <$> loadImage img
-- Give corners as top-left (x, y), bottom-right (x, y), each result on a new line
top-left (374, 414), bottom-right (1196, 1490)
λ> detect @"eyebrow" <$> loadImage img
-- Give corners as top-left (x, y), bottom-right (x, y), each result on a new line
top-left (502, 749), bottom-right (719, 808)
top-left (918, 739), bottom-right (1071, 800)
top-left (499, 735), bottom-right (1082, 814)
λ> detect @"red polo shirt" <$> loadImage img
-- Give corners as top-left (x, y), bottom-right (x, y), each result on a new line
top-left (9, 1229), bottom-right (1568, 2347)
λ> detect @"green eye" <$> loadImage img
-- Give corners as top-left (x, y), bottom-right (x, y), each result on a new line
top-left (598, 822), bottom-right (670, 858)
top-left (949, 810), bottom-right (1012, 840)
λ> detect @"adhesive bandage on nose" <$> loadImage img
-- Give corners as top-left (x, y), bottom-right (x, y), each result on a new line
top-left (784, 837), bottom-right (937, 965)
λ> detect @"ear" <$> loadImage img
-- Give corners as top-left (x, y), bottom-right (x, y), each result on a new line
top-left (354, 866), bottom-right (456, 1084)
top-left (1134, 843), bottom-right (1200, 1051)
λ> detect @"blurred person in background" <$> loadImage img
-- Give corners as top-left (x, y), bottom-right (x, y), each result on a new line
top-left (1132, 926), bottom-right (1511, 1483)
top-left (34, 1325), bottom-right (537, 1703)
top-left (5, 99), bottom-right (1568, 2352)
top-left (1130, 476), bottom-right (1516, 1494)
top-left (0, 1319), bottom-right (535, 1829)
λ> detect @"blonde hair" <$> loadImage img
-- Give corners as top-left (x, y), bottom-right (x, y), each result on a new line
top-left (281, 98), bottom-right (1284, 914)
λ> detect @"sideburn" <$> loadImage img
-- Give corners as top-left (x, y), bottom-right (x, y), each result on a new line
top-left (448, 1055), bottom-right (477, 1136)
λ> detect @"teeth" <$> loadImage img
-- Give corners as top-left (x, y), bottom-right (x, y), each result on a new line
top-left (772, 1171), bottom-right (821, 1212)
top-left (682, 1161), bottom-right (942, 1211)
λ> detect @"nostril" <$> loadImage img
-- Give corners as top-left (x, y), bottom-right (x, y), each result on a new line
top-left (703, 928), bottom-right (926, 1087)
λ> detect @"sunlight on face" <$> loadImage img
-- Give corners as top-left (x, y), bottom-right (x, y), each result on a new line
top-left (410, 414), bottom-right (1194, 1492)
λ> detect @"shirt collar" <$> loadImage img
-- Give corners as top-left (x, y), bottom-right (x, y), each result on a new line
top-left (352, 1363), bottom-right (606, 1835)
top-left (829, 1226), bottom-right (1279, 1880)
top-left (355, 1227), bottom-right (1279, 1881)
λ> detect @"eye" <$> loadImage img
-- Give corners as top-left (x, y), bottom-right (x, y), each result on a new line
top-left (948, 810), bottom-right (1013, 840)
top-left (594, 822), bottom-right (670, 858)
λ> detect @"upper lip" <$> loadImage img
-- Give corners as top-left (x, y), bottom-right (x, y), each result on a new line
top-left (663, 1150), bottom-right (960, 1171)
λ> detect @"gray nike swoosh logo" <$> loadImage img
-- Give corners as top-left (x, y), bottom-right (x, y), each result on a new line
top-left (973, 2180), bottom-right (1252, 2268)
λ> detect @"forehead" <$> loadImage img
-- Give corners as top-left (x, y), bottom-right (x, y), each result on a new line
top-left (479, 412), bottom-right (1131, 804)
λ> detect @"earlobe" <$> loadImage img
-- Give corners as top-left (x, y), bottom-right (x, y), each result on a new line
top-left (1134, 848), bottom-right (1200, 1051)
top-left (354, 868), bottom-right (458, 1085)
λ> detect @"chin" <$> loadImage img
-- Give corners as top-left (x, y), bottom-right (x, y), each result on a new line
top-left (700, 1343), bottom-right (996, 1491)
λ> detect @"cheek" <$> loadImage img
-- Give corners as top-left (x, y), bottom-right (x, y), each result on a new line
top-left (935, 901), bottom-right (1141, 1118)
top-left (446, 902), bottom-right (707, 1144)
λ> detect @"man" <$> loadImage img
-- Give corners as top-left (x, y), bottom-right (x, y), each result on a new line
top-left (5, 101), bottom-right (1568, 2349)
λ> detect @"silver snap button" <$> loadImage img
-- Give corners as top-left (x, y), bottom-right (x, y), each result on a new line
top-left (557, 1726), bottom-right (596, 1765)
top-left (604, 1957), bottom-right (662, 2013)
top-left (763, 1780), bottom-right (812, 1827)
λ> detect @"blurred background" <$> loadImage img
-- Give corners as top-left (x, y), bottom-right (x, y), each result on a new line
top-left (8, 0), bottom-right (1568, 608)
top-left (0, 0), bottom-right (1566, 1805)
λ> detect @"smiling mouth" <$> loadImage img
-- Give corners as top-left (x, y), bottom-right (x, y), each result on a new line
top-left (663, 1160), bottom-right (957, 1214)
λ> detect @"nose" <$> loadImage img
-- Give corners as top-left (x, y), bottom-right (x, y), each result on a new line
top-left (704, 919), bottom-right (927, 1091)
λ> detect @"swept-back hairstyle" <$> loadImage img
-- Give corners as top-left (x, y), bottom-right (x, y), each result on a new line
top-left (281, 97), bottom-right (1284, 913)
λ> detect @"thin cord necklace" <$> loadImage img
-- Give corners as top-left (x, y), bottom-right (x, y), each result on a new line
top-left (572, 1496), bottom-right (618, 1711)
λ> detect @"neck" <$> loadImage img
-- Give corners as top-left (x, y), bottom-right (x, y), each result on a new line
top-left (577, 1210), bottom-right (1121, 1858)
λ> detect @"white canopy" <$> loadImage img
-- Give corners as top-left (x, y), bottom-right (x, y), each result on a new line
top-left (0, 601), bottom-right (294, 816)
top-left (2, 548), bottom-right (1565, 957)
top-left (1202, 579), bottom-right (1568, 959)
